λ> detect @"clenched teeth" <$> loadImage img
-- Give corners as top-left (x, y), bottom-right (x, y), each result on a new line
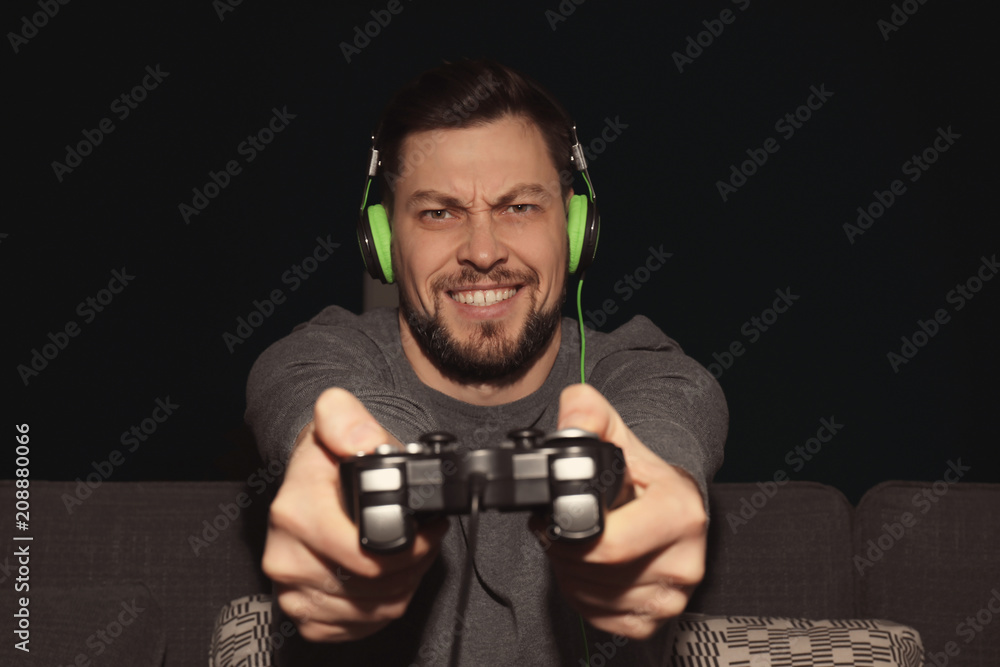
top-left (450, 288), bottom-right (517, 306)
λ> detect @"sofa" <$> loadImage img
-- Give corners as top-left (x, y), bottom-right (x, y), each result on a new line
top-left (3, 478), bottom-right (998, 666)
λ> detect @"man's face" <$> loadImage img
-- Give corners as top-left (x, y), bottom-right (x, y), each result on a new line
top-left (390, 115), bottom-right (570, 384)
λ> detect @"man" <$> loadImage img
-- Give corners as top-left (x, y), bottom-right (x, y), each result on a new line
top-left (247, 59), bottom-right (727, 665)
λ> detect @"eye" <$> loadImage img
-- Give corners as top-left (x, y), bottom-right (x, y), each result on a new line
top-left (422, 209), bottom-right (454, 220)
top-left (504, 204), bottom-right (536, 214)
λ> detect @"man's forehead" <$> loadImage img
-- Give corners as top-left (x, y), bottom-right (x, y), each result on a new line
top-left (395, 117), bottom-right (562, 205)
top-left (404, 182), bottom-right (556, 211)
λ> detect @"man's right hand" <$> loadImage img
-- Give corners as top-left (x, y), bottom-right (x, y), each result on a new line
top-left (262, 387), bottom-right (449, 642)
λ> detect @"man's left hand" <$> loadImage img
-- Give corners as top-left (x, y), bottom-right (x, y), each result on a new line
top-left (537, 383), bottom-right (707, 639)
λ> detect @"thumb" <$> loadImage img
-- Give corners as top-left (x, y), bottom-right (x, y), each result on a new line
top-left (313, 387), bottom-right (400, 459)
top-left (557, 383), bottom-right (636, 452)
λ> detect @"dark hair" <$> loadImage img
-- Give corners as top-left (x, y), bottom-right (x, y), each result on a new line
top-left (374, 59), bottom-right (575, 217)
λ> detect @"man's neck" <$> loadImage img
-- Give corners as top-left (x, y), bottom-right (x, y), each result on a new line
top-left (397, 310), bottom-right (562, 406)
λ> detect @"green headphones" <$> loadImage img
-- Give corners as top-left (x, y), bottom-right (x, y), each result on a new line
top-left (356, 125), bottom-right (600, 284)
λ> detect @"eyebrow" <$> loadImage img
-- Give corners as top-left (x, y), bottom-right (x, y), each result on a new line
top-left (405, 183), bottom-right (555, 211)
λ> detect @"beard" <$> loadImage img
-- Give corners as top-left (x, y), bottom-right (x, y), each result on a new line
top-left (399, 266), bottom-right (565, 386)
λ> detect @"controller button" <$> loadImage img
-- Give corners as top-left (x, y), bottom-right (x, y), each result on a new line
top-left (553, 494), bottom-right (600, 534)
top-left (375, 443), bottom-right (401, 455)
top-left (361, 505), bottom-right (406, 546)
top-left (405, 442), bottom-right (429, 455)
top-left (545, 428), bottom-right (598, 442)
top-left (419, 431), bottom-right (456, 454)
top-left (552, 457), bottom-right (596, 481)
top-left (360, 468), bottom-right (402, 492)
top-left (507, 428), bottom-right (543, 448)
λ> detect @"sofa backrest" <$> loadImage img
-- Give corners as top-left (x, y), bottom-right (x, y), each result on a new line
top-left (688, 481), bottom-right (857, 618)
top-left (854, 481), bottom-right (1000, 666)
top-left (1, 480), bottom-right (269, 667)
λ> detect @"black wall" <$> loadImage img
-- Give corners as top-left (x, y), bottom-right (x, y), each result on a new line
top-left (7, 0), bottom-right (997, 502)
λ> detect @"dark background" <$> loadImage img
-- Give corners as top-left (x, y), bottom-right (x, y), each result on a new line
top-left (6, 0), bottom-right (997, 504)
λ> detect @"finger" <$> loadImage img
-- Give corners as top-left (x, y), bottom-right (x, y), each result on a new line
top-left (275, 584), bottom-right (412, 642)
top-left (547, 531), bottom-right (705, 590)
top-left (572, 600), bottom-right (679, 641)
top-left (267, 489), bottom-right (449, 582)
top-left (313, 387), bottom-right (401, 459)
top-left (556, 384), bottom-right (665, 492)
top-left (557, 384), bottom-right (639, 454)
top-left (543, 468), bottom-right (705, 566)
top-left (552, 569), bottom-right (694, 617)
top-left (265, 522), bottom-right (445, 599)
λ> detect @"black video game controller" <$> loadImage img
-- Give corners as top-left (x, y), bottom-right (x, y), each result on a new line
top-left (341, 428), bottom-right (626, 553)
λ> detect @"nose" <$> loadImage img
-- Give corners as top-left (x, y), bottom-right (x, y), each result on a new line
top-left (457, 211), bottom-right (508, 273)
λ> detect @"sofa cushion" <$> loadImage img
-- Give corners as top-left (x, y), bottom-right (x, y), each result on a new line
top-left (669, 613), bottom-right (924, 666)
top-left (0, 480), bottom-right (273, 667)
top-left (13, 582), bottom-right (165, 666)
top-left (688, 482), bottom-right (856, 618)
top-left (855, 480), bottom-right (1000, 666)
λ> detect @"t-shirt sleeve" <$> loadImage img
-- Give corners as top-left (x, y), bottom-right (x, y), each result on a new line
top-left (244, 306), bottom-right (435, 463)
top-left (587, 316), bottom-right (728, 512)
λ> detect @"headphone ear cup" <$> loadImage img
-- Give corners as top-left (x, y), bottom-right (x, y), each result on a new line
top-left (566, 194), bottom-right (598, 275)
top-left (366, 204), bottom-right (394, 284)
top-left (566, 195), bottom-right (587, 274)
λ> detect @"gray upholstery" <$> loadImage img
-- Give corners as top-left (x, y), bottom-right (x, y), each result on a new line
top-left (2, 479), bottom-right (998, 665)
top-left (855, 482), bottom-right (1000, 666)
top-left (689, 482), bottom-right (856, 618)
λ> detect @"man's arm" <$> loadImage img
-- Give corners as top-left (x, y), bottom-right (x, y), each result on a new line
top-left (245, 308), bottom-right (444, 641)
top-left (245, 306), bottom-right (435, 464)
top-left (542, 316), bottom-right (727, 638)
top-left (262, 389), bottom-right (448, 641)
top-left (586, 315), bottom-right (728, 508)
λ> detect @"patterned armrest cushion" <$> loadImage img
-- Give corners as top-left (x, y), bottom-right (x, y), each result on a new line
top-left (669, 613), bottom-right (924, 667)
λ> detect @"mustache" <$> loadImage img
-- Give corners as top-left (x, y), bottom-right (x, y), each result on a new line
top-left (432, 266), bottom-right (539, 292)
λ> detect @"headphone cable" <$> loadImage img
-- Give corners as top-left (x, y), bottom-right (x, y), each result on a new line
top-left (575, 272), bottom-right (593, 667)
top-left (449, 473), bottom-right (487, 667)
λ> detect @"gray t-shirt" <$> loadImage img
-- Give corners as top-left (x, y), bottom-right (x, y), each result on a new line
top-left (246, 305), bottom-right (727, 666)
